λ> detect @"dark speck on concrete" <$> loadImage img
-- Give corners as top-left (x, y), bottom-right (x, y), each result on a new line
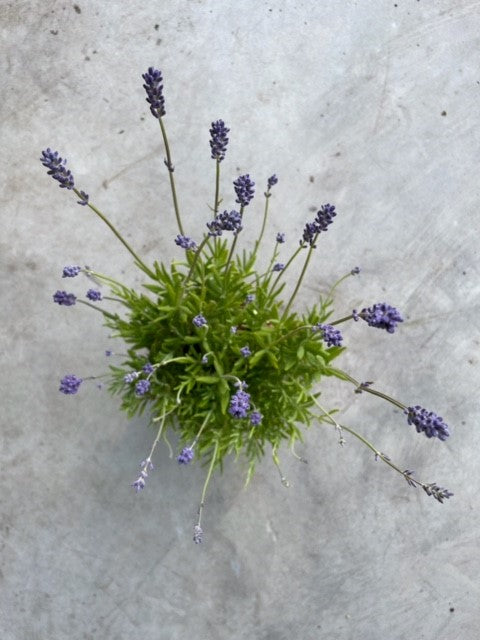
top-left (441, 110), bottom-right (447, 116)
top-left (450, 607), bottom-right (455, 612)
top-left (73, 3), bottom-right (81, 13)
top-left (309, 176), bottom-right (315, 183)
top-left (50, 30), bottom-right (58, 35)
top-left (118, 130), bottom-right (124, 134)
top-left (154, 24), bottom-right (159, 30)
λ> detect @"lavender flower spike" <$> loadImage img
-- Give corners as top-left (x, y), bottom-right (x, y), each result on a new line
top-left (267, 174), bottom-right (278, 189)
top-left (358, 303), bottom-right (403, 334)
top-left (175, 235), bottom-right (197, 251)
top-left (209, 120), bottom-right (230, 162)
top-left (405, 406), bottom-right (450, 441)
top-left (62, 265), bottom-right (81, 278)
top-left (228, 388), bottom-right (251, 418)
top-left (135, 379), bottom-right (151, 396)
top-left (86, 289), bottom-right (102, 301)
top-left (53, 290), bottom-right (76, 306)
top-left (233, 174), bottom-right (255, 207)
top-left (177, 447), bottom-right (194, 464)
top-left (40, 148), bottom-right (75, 190)
top-left (142, 67), bottom-right (166, 118)
top-left (193, 524), bottom-right (203, 544)
top-left (207, 210), bottom-right (243, 236)
top-left (193, 314), bottom-right (207, 328)
top-left (314, 323), bottom-right (343, 347)
top-left (59, 374), bottom-right (83, 395)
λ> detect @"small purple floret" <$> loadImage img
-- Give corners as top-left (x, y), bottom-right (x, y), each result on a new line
top-left (135, 379), bottom-right (151, 396)
top-left (124, 372), bottom-right (139, 383)
top-left (250, 411), bottom-right (263, 426)
top-left (209, 119), bottom-right (230, 162)
top-left (273, 263), bottom-right (284, 272)
top-left (53, 290), bottom-right (76, 306)
top-left (177, 447), bottom-right (194, 464)
top-left (77, 190), bottom-right (89, 206)
top-left (59, 374), bottom-right (83, 395)
top-left (86, 289), bottom-right (102, 301)
top-left (193, 314), bottom-right (207, 328)
top-left (351, 266), bottom-right (360, 275)
top-left (233, 174), bottom-right (255, 207)
top-left (405, 406), bottom-right (450, 441)
top-left (62, 265), bottom-right (81, 278)
top-left (276, 232), bottom-right (285, 243)
top-left (240, 345), bottom-right (251, 358)
top-left (142, 362), bottom-right (154, 374)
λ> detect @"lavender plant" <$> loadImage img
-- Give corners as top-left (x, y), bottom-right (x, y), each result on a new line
top-left (42, 67), bottom-right (453, 544)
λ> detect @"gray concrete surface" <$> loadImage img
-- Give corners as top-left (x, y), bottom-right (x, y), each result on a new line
top-left (1, 1), bottom-right (480, 638)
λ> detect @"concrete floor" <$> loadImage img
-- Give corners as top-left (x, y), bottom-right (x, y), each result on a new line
top-left (1, 1), bottom-right (480, 638)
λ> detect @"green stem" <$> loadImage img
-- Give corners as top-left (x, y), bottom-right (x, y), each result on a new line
top-left (177, 235), bottom-right (210, 304)
top-left (252, 190), bottom-right (271, 261)
top-left (329, 313), bottom-right (354, 326)
top-left (158, 117), bottom-right (184, 236)
top-left (224, 205), bottom-right (245, 274)
top-left (272, 244), bottom-right (303, 289)
top-left (74, 189), bottom-right (155, 279)
top-left (213, 159), bottom-right (221, 215)
top-left (331, 368), bottom-right (407, 411)
top-left (78, 299), bottom-right (118, 320)
top-left (281, 238), bottom-right (318, 319)
top-left (197, 440), bottom-right (219, 527)
top-left (191, 410), bottom-right (213, 448)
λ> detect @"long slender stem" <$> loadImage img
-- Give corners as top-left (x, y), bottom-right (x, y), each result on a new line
top-left (272, 244), bottom-right (303, 289)
top-left (74, 189), bottom-right (155, 278)
top-left (329, 313), bottom-right (354, 326)
top-left (332, 369), bottom-right (407, 411)
top-left (78, 299), bottom-right (118, 319)
top-left (281, 239), bottom-right (318, 319)
top-left (224, 205), bottom-right (245, 273)
top-left (197, 440), bottom-right (219, 528)
top-left (213, 159), bottom-right (221, 215)
top-left (252, 191), bottom-right (271, 261)
top-left (158, 117), bottom-right (184, 236)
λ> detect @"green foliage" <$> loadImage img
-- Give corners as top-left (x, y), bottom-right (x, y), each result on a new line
top-left (104, 236), bottom-right (345, 474)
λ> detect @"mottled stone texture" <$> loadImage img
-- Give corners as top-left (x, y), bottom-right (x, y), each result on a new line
top-left (1, 1), bottom-right (479, 639)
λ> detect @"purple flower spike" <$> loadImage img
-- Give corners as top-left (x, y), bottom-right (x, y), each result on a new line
top-left (405, 406), bottom-right (450, 441)
top-left (229, 388), bottom-right (251, 418)
top-left (209, 119), bottom-right (230, 162)
top-left (267, 174), bottom-right (278, 189)
top-left (193, 524), bottom-right (203, 544)
top-left (358, 303), bottom-right (403, 334)
top-left (301, 204), bottom-right (337, 247)
top-left (142, 67), bottom-right (166, 118)
top-left (313, 323), bottom-right (343, 347)
top-left (193, 314), bottom-right (207, 328)
top-left (53, 290), bottom-right (76, 306)
top-left (124, 371), bottom-right (139, 383)
top-left (250, 411), bottom-right (263, 426)
top-left (135, 379), bottom-right (151, 396)
top-left (233, 174), bottom-right (255, 207)
top-left (59, 374), bottom-right (83, 395)
top-left (132, 476), bottom-right (146, 492)
top-left (40, 148), bottom-right (75, 190)
top-left (62, 265), bottom-right (81, 278)
top-left (207, 210), bottom-right (243, 236)
top-left (142, 362), bottom-right (154, 374)
top-left (276, 232), bottom-right (285, 243)
top-left (245, 294), bottom-right (255, 304)
top-left (273, 263), bottom-right (285, 272)
top-left (77, 191), bottom-right (89, 206)
top-left (240, 345), bottom-right (251, 358)
top-left (351, 266), bottom-right (360, 275)
top-left (175, 235), bottom-right (197, 251)
top-left (177, 447), bottom-right (194, 464)
top-left (86, 289), bottom-right (102, 301)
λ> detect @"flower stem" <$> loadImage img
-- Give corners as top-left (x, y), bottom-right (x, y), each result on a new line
top-left (252, 190), bottom-right (271, 262)
top-left (158, 117), bottom-right (184, 236)
top-left (329, 313), bottom-right (355, 326)
top-left (73, 189), bottom-right (155, 279)
top-left (197, 440), bottom-right (219, 528)
top-left (224, 205), bottom-right (245, 274)
top-left (330, 368), bottom-right (407, 411)
top-left (281, 237), bottom-right (318, 319)
top-left (213, 159), bottom-right (221, 216)
top-left (78, 299), bottom-right (118, 319)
